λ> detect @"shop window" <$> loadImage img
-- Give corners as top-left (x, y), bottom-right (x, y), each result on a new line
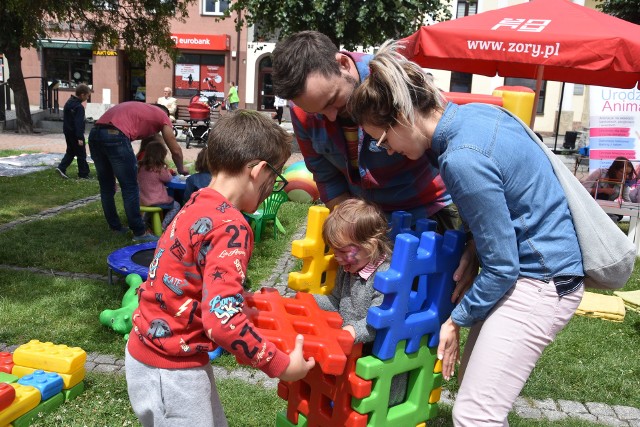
top-left (202, 0), bottom-right (229, 15)
top-left (174, 53), bottom-right (226, 99)
top-left (505, 77), bottom-right (547, 114)
top-left (44, 48), bottom-right (93, 89)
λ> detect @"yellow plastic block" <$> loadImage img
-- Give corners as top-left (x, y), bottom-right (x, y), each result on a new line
top-left (433, 359), bottom-right (442, 374)
top-left (492, 87), bottom-right (535, 126)
top-left (11, 365), bottom-right (85, 390)
top-left (12, 341), bottom-right (86, 375)
top-left (416, 423), bottom-right (426, 427)
top-left (0, 384), bottom-right (40, 427)
top-left (429, 387), bottom-right (442, 404)
top-left (288, 206), bottom-right (338, 294)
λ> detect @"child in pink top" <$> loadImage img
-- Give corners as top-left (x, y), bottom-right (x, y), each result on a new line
top-left (137, 142), bottom-right (180, 230)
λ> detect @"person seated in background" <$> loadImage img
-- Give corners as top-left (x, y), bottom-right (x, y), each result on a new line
top-left (184, 148), bottom-right (212, 202)
top-left (157, 87), bottom-right (177, 122)
top-left (583, 157), bottom-right (636, 202)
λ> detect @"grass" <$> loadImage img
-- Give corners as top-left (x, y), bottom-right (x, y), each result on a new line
top-left (1, 154), bottom-right (639, 426)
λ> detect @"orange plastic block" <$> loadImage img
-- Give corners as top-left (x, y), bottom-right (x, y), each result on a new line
top-left (12, 341), bottom-right (86, 374)
top-left (288, 206), bottom-right (338, 295)
top-left (11, 365), bottom-right (85, 390)
top-left (244, 288), bottom-right (353, 375)
top-left (0, 352), bottom-right (13, 374)
top-left (0, 383), bottom-right (15, 412)
top-left (277, 343), bottom-right (371, 427)
top-left (0, 384), bottom-right (39, 426)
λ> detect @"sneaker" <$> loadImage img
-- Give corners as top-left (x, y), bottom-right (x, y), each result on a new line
top-left (132, 231), bottom-right (159, 243)
top-left (56, 167), bottom-right (69, 179)
top-left (111, 226), bottom-right (130, 235)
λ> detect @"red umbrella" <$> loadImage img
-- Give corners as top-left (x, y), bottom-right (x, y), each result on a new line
top-left (402, 0), bottom-right (640, 128)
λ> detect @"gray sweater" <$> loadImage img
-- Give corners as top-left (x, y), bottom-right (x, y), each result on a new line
top-left (313, 260), bottom-right (390, 343)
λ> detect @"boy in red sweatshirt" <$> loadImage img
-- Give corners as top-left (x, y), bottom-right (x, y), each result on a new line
top-left (125, 110), bottom-right (315, 426)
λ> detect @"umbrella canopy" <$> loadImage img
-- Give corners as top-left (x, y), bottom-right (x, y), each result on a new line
top-left (402, 0), bottom-right (640, 127)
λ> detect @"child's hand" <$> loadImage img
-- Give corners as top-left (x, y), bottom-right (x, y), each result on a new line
top-left (342, 325), bottom-right (355, 339)
top-left (169, 168), bottom-right (177, 176)
top-left (279, 335), bottom-right (315, 382)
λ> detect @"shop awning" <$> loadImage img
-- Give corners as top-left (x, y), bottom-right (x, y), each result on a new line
top-left (38, 39), bottom-right (93, 50)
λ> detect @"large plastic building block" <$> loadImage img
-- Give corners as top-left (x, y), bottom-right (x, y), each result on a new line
top-left (0, 352), bottom-right (13, 374)
top-left (277, 344), bottom-right (371, 427)
top-left (288, 206), bottom-right (338, 295)
top-left (62, 381), bottom-right (85, 402)
top-left (99, 273), bottom-right (143, 340)
top-left (17, 370), bottom-right (63, 401)
top-left (0, 384), bottom-right (40, 427)
top-left (244, 288), bottom-right (354, 375)
top-left (12, 365), bottom-right (85, 390)
top-left (0, 372), bottom-right (18, 384)
top-left (353, 337), bottom-right (442, 427)
top-left (367, 230), bottom-right (465, 360)
top-left (0, 383), bottom-right (15, 412)
top-left (276, 411), bottom-right (308, 427)
top-left (12, 340), bottom-right (86, 375)
top-left (388, 211), bottom-right (437, 242)
top-left (12, 392), bottom-right (64, 427)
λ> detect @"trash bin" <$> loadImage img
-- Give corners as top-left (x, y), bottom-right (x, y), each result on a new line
top-left (563, 131), bottom-right (578, 149)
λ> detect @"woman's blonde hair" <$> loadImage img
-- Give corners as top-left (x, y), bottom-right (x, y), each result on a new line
top-left (322, 199), bottom-right (392, 263)
top-left (348, 40), bottom-right (444, 129)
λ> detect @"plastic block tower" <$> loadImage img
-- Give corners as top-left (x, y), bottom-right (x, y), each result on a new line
top-left (244, 288), bottom-right (354, 375)
top-left (0, 340), bottom-right (87, 426)
top-left (288, 206), bottom-right (338, 295)
top-left (276, 207), bottom-right (465, 426)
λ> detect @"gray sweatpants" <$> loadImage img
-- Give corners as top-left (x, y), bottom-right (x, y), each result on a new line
top-left (125, 346), bottom-right (228, 427)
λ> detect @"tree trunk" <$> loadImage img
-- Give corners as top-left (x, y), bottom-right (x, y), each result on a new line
top-left (5, 46), bottom-right (34, 134)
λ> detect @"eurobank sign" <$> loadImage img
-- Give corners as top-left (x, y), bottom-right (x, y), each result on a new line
top-left (171, 33), bottom-right (230, 51)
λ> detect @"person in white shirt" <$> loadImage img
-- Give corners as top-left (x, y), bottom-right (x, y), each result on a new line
top-left (157, 87), bottom-right (178, 122)
top-left (273, 95), bottom-right (287, 124)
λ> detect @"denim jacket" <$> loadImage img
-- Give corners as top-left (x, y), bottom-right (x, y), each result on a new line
top-left (432, 103), bottom-right (583, 327)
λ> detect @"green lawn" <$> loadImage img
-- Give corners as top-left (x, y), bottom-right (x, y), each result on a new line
top-left (0, 156), bottom-right (638, 426)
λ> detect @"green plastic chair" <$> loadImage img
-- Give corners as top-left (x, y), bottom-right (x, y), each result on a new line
top-left (245, 191), bottom-right (288, 242)
top-left (140, 205), bottom-right (163, 236)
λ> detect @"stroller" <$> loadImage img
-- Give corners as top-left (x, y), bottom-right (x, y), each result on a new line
top-left (184, 94), bottom-right (221, 149)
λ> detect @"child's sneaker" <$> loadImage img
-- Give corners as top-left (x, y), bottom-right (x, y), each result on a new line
top-left (56, 167), bottom-right (69, 179)
top-left (132, 231), bottom-right (159, 243)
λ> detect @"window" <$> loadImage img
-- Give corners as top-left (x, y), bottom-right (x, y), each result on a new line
top-left (174, 53), bottom-right (226, 99)
top-left (504, 77), bottom-right (547, 114)
top-left (44, 48), bottom-right (93, 89)
top-left (456, 0), bottom-right (477, 18)
top-left (450, 0), bottom-right (477, 92)
top-left (202, 0), bottom-right (229, 15)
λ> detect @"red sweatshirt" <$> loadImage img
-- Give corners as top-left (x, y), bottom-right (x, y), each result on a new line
top-left (128, 188), bottom-right (290, 378)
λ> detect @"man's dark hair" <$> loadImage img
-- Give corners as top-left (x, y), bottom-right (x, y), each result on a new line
top-left (75, 84), bottom-right (91, 97)
top-left (151, 103), bottom-right (170, 117)
top-left (272, 31), bottom-right (342, 100)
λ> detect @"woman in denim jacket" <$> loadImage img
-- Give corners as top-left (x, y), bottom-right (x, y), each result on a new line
top-left (348, 42), bottom-right (584, 426)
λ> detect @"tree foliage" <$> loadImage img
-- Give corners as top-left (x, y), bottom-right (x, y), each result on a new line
top-left (596, 0), bottom-right (640, 24)
top-left (0, 0), bottom-right (194, 133)
top-left (227, 0), bottom-right (452, 49)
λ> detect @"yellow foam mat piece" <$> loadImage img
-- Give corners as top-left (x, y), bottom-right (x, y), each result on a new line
top-left (11, 365), bottom-right (85, 390)
top-left (576, 291), bottom-right (625, 322)
top-left (12, 341), bottom-right (86, 374)
top-left (613, 290), bottom-right (640, 313)
top-left (0, 384), bottom-right (39, 426)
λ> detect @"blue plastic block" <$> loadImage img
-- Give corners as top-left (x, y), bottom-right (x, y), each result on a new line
top-left (17, 370), bottom-right (63, 401)
top-left (367, 230), bottom-right (465, 360)
top-left (389, 211), bottom-right (437, 243)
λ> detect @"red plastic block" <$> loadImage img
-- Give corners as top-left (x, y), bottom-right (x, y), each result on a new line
top-left (0, 382), bottom-right (15, 412)
top-left (244, 288), bottom-right (354, 375)
top-left (0, 352), bottom-right (13, 374)
top-left (277, 344), bottom-right (371, 427)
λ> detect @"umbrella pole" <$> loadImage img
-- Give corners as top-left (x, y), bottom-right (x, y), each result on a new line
top-left (529, 65), bottom-right (544, 130)
top-left (553, 82), bottom-right (566, 154)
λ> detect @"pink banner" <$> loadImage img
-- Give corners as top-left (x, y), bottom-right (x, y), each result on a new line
top-left (589, 149), bottom-right (636, 160)
top-left (590, 127), bottom-right (630, 137)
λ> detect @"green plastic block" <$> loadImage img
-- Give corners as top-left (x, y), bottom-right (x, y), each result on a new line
top-left (353, 336), bottom-right (441, 426)
top-left (0, 372), bottom-right (19, 384)
top-left (275, 410), bottom-right (308, 427)
top-left (12, 392), bottom-right (64, 427)
top-left (62, 381), bottom-right (85, 402)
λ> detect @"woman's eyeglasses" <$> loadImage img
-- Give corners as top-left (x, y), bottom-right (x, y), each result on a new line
top-left (376, 127), bottom-right (392, 151)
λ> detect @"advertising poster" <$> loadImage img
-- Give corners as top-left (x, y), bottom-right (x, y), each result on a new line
top-left (200, 64), bottom-right (225, 100)
top-left (174, 64), bottom-right (200, 90)
top-left (589, 86), bottom-right (640, 173)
